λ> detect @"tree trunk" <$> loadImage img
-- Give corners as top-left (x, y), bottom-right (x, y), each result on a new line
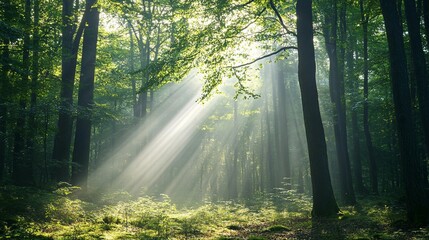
top-left (128, 24), bottom-right (138, 118)
top-left (229, 100), bottom-right (238, 199)
top-left (360, 0), bottom-right (378, 194)
top-left (403, 0), bottom-right (429, 187)
top-left (52, 0), bottom-right (78, 182)
top-left (275, 66), bottom-right (290, 188)
top-left (271, 65), bottom-right (281, 188)
top-left (71, 0), bottom-right (99, 189)
top-left (13, 0), bottom-right (33, 186)
top-left (27, 0), bottom-right (40, 184)
top-left (323, 0), bottom-right (355, 205)
top-left (0, 38), bottom-right (9, 182)
top-left (347, 40), bottom-right (366, 195)
top-left (337, 1), bottom-right (355, 204)
top-left (380, 0), bottom-right (429, 225)
top-left (296, 0), bottom-right (339, 217)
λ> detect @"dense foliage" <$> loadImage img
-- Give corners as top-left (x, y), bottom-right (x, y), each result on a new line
top-left (1, 186), bottom-right (429, 239)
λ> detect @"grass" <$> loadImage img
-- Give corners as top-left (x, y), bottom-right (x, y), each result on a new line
top-left (0, 185), bottom-right (428, 239)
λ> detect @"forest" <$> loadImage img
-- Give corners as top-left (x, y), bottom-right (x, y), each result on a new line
top-left (1, 0), bottom-right (429, 239)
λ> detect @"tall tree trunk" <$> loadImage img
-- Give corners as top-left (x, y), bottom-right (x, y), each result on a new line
top-left (271, 64), bottom-right (281, 188)
top-left (71, 0), bottom-right (99, 189)
top-left (275, 66), bottom-right (290, 188)
top-left (230, 100), bottom-right (239, 199)
top-left (0, 38), bottom-right (9, 182)
top-left (403, 0), bottom-right (429, 187)
top-left (323, 0), bottom-right (355, 204)
top-left (260, 77), bottom-right (271, 191)
top-left (52, 0), bottom-right (78, 182)
top-left (296, 0), bottom-right (339, 217)
top-left (360, 0), bottom-right (378, 194)
top-left (380, 0), bottom-right (429, 225)
top-left (347, 38), bottom-right (365, 195)
top-left (27, 0), bottom-right (40, 184)
top-left (337, 1), bottom-right (355, 204)
top-left (128, 24), bottom-right (137, 118)
top-left (135, 30), bottom-right (149, 119)
top-left (13, 0), bottom-right (33, 186)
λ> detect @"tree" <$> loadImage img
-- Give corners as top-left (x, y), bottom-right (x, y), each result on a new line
top-left (319, 0), bottom-right (355, 204)
top-left (296, 0), bottom-right (339, 217)
top-left (27, 0), bottom-right (40, 186)
top-left (379, 0), bottom-right (429, 225)
top-left (0, 0), bottom-right (16, 182)
top-left (71, 0), bottom-right (100, 189)
top-left (403, 0), bottom-right (429, 176)
top-left (52, 0), bottom-right (86, 182)
top-left (359, 0), bottom-right (378, 195)
top-left (272, 62), bottom-right (291, 189)
top-left (12, 0), bottom-right (33, 186)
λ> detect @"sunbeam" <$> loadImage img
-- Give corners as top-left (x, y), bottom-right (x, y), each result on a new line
top-left (90, 74), bottom-right (221, 197)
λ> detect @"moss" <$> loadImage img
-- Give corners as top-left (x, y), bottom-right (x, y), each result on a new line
top-left (263, 224), bottom-right (291, 232)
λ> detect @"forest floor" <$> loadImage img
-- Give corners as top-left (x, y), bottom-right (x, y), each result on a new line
top-left (0, 185), bottom-right (428, 239)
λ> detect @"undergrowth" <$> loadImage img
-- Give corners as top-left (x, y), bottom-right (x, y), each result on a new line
top-left (0, 185), bottom-right (428, 239)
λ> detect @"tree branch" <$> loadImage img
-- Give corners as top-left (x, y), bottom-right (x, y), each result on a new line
top-left (71, 3), bottom-right (93, 55)
top-left (232, 0), bottom-right (256, 10)
top-left (231, 46), bottom-right (297, 69)
top-left (269, 0), bottom-right (297, 37)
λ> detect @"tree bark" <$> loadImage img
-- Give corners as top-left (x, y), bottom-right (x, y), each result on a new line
top-left (0, 38), bottom-right (9, 182)
top-left (27, 0), bottom-right (40, 184)
top-left (347, 35), bottom-right (366, 195)
top-left (276, 66), bottom-right (290, 188)
top-left (296, 0), bottom-right (339, 217)
top-left (52, 0), bottom-right (78, 182)
top-left (380, 0), bottom-right (429, 225)
top-left (12, 0), bottom-right (33, 186)
top-left (271, 64), bottom-right (281, 188)
top-left (323, 0), bottom-right (355, 205)
top-left (403, 0), bottom-right (429, 187)
top-left (128, 23), bottom-right (138, 118)
top-left (360, 0), bottom-right (378, 194)
top-left (71, 0), bottom-right (100, 189)
top-left (229, 100), bottom-right (239, 199)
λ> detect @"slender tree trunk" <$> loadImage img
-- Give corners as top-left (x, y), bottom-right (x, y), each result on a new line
top-left (338, 1), bottom-right (355, 204)
top-left (347, 42), bottom-right (365, 194)
top-left (71, 0), bottom-right (99, 189)
top-left (262, 76), bottom-right (274, 191)
top-left (323, 0), bottom-right (355, 204)
top-left (380, 0), bottom-right (429, 225)
top-left (296, 0), bottom-right (339, 217)
top-left (128, 24), bottom-right (137, 118)
top-left (0, 0), bottom-right (12, 181)
top-left (403, 0), bottom-right (429, 187)
top-left (271, 65), bottom-right (281, 187)
top-left (230, 100), bottom-right (238, 199)
top-left (27, 0), bottom-right (40, 184)
top-left (276, 66), bottom-right (290, 188)
top-left (360, 0), bottom-right (378, 194)
top-left (0, 38), bottom-right (9, 182)
top-left (13, 0), bottom-right (33, 186)
top-left (52, 0), bottom-right (77, 182)
top-left (135, 30), bottom-right (149, 119)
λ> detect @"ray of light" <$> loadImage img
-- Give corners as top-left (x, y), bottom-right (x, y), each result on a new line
top-left (90, 74), bottom-right (220, 195)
